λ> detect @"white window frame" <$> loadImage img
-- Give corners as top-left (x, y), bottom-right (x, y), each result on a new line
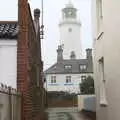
top-left (66, 76), bottom-right (71, 83)
top-left (80, 65), bottom-right (87, 71)
top-left (51, 76), bottom-right (56, 84)
top-left (64, 65), bottom-right (72, 69)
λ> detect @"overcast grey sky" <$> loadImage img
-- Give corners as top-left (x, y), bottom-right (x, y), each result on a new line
top-left (0, 0), bottom-right (92, 69)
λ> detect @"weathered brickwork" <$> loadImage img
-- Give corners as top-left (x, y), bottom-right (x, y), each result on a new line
top-left (17, 0), bottom-right (45, 120)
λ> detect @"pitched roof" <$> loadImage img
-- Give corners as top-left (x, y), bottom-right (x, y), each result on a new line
top-left (0, 21), bottom-right (18, 39)
top-left (45, 59), bottom-right (93, 74)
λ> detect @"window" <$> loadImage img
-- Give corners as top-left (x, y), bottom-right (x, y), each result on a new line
top-left (99, 57), bottom-right (107, 107)
top-left (80, 65), bottom-right (87, 71)
top-left (64, 65), bottom-right (72, 69)
top-left (66, 76), bottom-right (71, 83)
top-left (51, 76), bottom-right (56, 83)
top-left (64, 9), bottom-right (76, 19)
top-left (81, 76), bottom-right (86, 82)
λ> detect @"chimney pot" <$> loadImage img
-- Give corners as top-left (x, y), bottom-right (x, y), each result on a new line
top-left (34, 9), bottom-right (40, 18)
top-left (57, 45), bottom-right (63, 62)
top-left (70, 51), bottom-right (76, 60)
top-left (86, 48), bottom-right (92, 59)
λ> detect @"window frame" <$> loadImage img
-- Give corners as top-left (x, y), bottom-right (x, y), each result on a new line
top-left (64, 65), bottom-right (72, 70)
top-left (79, 64), bottom-right (87, 71)
top-left (66, 76), bottom-right (71, 83)
top-left (51, 76), bottom-right (56, 84)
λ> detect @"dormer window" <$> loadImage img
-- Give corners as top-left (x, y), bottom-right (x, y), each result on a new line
top-left (53, 66), bottom-right (57, 69)
top-left (64, 65), bottom-right (72, 70)
top-left (80, 65), bottom-right (87, 71)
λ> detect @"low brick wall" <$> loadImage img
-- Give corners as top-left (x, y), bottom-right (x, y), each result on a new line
top-left (47, 99), bottom-right (78, 107)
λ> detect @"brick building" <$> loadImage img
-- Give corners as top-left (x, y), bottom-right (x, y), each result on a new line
top-left (0, 0), bottom-right (45, 120)
top-left (17, 0), bottom-right (45, 120)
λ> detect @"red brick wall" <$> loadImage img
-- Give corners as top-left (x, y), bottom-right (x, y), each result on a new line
top-left (17, 1), bottom-right (45, 120)
top-left (17, 1), bottom-right (28, 120)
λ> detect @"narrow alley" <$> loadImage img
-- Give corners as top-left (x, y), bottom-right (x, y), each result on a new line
top-left (45, 107), bottom-right (95, 120)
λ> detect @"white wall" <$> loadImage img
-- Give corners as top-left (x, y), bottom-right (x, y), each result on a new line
top-left (92, 0), bottom-right (120, 120)
top-left (78, 95), bottom-right (96, 111)
top-left (45, 73), bottom-right (93, 93)
top-left (0, 86), bottom-right (21, 120)
top-left (59, 19), bottom-right (82, 59)
top-left (0, 40), bottom-right (17, 88)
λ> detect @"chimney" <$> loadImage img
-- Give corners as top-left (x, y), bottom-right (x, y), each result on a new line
top-left (86, 48), bottom-right (92, 59)
top-left (57, 45), bottom-right (63, 62)
top-left (34, 8), bottom-right (40, 35)
top-left (70, 51), bottom-right (76, 60)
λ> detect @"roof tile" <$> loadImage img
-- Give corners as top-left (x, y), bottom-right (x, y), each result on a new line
top-left (0, 21), bottom-right (18, 39)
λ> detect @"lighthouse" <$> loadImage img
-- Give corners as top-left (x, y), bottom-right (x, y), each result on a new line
top-left (59, 0), bottom-right (82, 59)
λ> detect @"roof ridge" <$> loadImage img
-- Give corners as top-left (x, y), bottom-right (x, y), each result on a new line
top-left (0, 21), bottom-right (17, 24)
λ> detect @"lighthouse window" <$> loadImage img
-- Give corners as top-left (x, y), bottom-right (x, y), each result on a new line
top-left (68, 28), bottom-right (72, 32)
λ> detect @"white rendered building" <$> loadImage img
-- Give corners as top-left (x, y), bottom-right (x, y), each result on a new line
top-left (0, 21), bottom-right (18, 88)
top-left (59, 0), bottom-right (82, 59)
top-left (92, 0), bottom-right (120, 120)
top-left (45, 46), bottom-right (93, 93)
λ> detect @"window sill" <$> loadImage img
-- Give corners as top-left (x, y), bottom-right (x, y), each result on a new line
top-left (48, 84), bottom-right (58, 86)
top-left (64, 83), bottom-right (73, 85)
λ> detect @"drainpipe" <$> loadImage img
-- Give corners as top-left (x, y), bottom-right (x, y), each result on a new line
top-left (8, 87), bottom-right (12, 120)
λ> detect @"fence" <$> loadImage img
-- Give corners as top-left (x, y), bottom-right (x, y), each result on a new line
top-left (47, 91), bottom-right (78, 107)
top-left (78, 94), bottom-right (96, 112)
top-left (0, 83), bottom-right (21, 120)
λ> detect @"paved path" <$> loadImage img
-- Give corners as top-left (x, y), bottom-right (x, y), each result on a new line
top-left (45, 107), bottom-right (92, 120)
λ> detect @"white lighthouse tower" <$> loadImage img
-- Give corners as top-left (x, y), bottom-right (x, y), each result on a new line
top-left (59, 0), bottom-right (82, 59)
